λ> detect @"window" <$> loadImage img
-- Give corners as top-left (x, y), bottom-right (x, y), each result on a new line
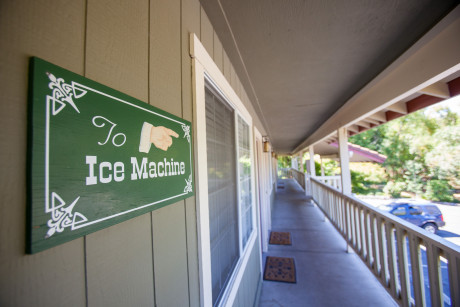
top-left (205, 86), bottom-right (239, 305)
top-left (238, 116), bottom-right (252, 248)
top-left (205, 85), bottom-right (254, 305)
top-left (409, 206), bottom-right (422, 215)
top-left (191, 33), bottom-right (256, 307)
top-left (392, 206), bottom-right (407, 216)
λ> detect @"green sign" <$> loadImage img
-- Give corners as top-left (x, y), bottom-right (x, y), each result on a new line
top-left (27, 57), bottom-right (194, 253)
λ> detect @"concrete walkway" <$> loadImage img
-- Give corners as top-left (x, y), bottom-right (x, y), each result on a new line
top-left (259, 179), bottom-right (398, 307)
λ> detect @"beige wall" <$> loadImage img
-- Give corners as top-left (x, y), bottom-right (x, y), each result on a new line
top-left (0, 0), bottom-right (263, 306)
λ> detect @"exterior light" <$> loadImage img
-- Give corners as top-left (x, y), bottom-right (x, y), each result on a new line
top-left (263, 136), bottom-right (270, 152)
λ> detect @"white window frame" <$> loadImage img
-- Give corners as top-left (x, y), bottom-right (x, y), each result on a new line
top-left (191, 33), bottom-right (257, 307)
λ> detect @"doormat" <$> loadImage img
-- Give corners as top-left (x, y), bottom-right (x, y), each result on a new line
top-left (263, 256), bottom-right (296, 283)
top-left (269, 231), bottom-right (291, 245)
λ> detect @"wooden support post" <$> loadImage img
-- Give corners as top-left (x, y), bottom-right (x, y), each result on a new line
top-left (309, 146), bottom-right (316, 177)
top-left (338, 128), bottom-right (352, 195)
top-left (320, 156), bottom-right (325, 176)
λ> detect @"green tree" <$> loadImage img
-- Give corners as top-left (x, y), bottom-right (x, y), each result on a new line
top-left (349, 124), bottom-right (387, 153)
top-left (277, 156), bottom-right (291, 169)
top-left (349, 106), bottom-right (459, 201)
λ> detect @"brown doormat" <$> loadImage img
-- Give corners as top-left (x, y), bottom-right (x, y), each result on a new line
top-left (263, 256), bottom-right (296, 283)
top-left (269, 231), bottom-right (291, 245)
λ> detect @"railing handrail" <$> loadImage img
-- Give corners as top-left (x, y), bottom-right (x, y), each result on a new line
top-left (289, 168), bottom-right (304, 176)
top-left (310, 176), bottom-right (460, 307)
top-left (314, 175), bottom-right (341, 180)
top-left (285, 168), bottom-right (306, 191)
top-left (311, 176), bottom-right (460, 254)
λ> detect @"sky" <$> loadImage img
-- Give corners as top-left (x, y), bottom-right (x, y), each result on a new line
top-left (427, 94), bottom-right (460, 114)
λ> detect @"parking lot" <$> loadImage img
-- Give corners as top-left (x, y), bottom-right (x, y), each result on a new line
top-left (436, 204), bottom-right (460, 246)
top-left (358, 196), bottom-right (460, 246)
top-left (358, 197), bottom-right (459, 306)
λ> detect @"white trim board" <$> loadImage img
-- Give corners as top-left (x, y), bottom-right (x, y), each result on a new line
top-left (191, 34), bottom-right (252, 125)
top-left (191, 33), bottom-right (259, 307)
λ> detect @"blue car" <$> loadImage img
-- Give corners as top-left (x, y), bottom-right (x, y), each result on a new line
top-left (379, 201), bottom-right (445, 234)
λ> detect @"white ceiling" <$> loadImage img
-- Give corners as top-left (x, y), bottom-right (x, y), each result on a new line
top-left (200, 0), bottom-right (459, 153)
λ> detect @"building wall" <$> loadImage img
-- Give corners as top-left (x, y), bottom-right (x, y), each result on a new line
top-left (0, 0), bottom-right (264, 306)
top-left (232, 242), bottom-right (263, 307)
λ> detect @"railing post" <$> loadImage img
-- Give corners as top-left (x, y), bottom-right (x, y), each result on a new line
top-left (360, 209), bottom-right (368, 261)
top-left (384, 222), bottom-right (398, 299)
top-left (377, 218), bottom-right (388, 286)
top-left (351, 204), bottom-right (357, 250)
top-left (448, 253), bottom-right (460, 306)
top-left (306, 175), bottom-right (309, 194)
top-left (396, 228), bottom-right (410, 307)
top-left (364, 211), bottom-right (373, 267)
top-left (309, 176), bottom-right (460, 307)
top-left (371, 214), bottom-right (381, 277)
top-left (344, 199), bottom-right (352, 253)
top-left (426, 243), bottom-right (443, 307)
top-left (408, 234), bottom-right (425, 307)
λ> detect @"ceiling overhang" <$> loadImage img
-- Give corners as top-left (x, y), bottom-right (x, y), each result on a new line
top-left (200, 1), bottom-right (460, 154)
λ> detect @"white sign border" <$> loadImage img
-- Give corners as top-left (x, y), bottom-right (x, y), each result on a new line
top-left (43, 72), bottom-right (193, 237)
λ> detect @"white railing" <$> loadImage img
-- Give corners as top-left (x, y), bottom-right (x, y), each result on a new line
top-left (278, 168), bottom-right (306, 191)
top-left (278, 168), bottom-right (289, 179)
top-left (286, 170), bottom-right (339, 196)
top-left (314, 175), bottom-right (342, 191)
top-left (310, 177), bottom-right (460, 307)
top-left (287, 168), bottom-right (306, 191)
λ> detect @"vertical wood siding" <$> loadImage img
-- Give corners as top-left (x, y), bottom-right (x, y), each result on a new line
top-left (85, 1), bottom-right (154, 306)
top-left (181, 1), bottom-right (202, 305)
top-left (0, 0), bottom-right (261, 306)
top-left (0, 1), bottom-right (87, 306)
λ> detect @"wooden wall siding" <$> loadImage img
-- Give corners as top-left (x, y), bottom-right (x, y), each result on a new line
top-left (150, 2), bottom-right (192, 305)
top-left (234, 241), bottom-right (262, 306)
top-left (231, 65), bottom-right (238, 98)
top-left (86, 215), bottom-right (155, 306)
top-left (181, 0), bottom-right (201, 123)
top-left (85, 1), bottom-right (155, 306)
top-left (223, 50), bottom-right (232, 83)
top-left (0, 0), bottom-right (87, 306)
top-left (213, 32), bottom-right (224, 71)
top-left (184, 197), bottom-right (200, 307)
top-left (270, 187), bottom-right (276, 216)
top-left (200, 7), bottom-right (214, 60)
top-left (181, 1), bottom-right (202, 305)
top-left (86, 0), bottom-right (149, 101)
top-left (152, 203), bottom-right (190, 306)
top-left (0, 0), bottom-right (262, 306)
top-left (150, 0), bottom-right (182, 117)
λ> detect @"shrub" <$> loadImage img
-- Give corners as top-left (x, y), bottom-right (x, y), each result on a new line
top-left (384, 181), bottom-right (406, 198)
top-left (424, 180), bottom-right (455, 202)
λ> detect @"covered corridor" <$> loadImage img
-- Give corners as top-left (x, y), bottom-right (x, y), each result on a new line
top-left (259, 179), bottom-right (397, 307)
top-left (1, 2), bottom-right (459, 306)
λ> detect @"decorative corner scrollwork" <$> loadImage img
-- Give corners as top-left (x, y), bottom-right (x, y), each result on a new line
top-left (47, 72), bottom-right (87, 115)
top-left (45, 192), bottom-right (88, 238)
top-left (181, 124), bottom-right (191, 143)
top-left (184, 174), bottom-right (193, 194)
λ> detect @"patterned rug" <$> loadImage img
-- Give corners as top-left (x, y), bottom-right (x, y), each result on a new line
top-left (269, 231), bottom-right (292, 245)
top-left (263, 256), bottom-right (296, 283)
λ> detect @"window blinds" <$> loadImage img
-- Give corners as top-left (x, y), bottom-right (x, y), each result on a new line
top-left (205, 87), bottom-right (239, 305)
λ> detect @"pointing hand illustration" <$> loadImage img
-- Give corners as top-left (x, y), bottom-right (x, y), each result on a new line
top-left (139, 122), bottom-right (179, 153)
top-left (150, 125), bottom-right (179, 151)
